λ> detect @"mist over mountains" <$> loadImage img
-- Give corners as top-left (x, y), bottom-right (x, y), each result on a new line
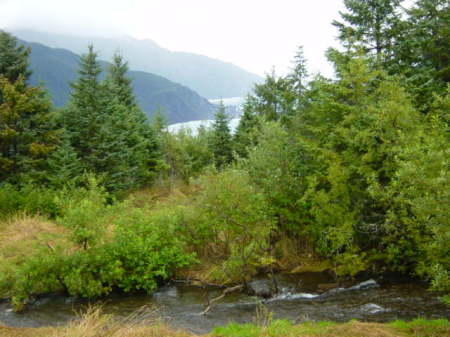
top-left (22, 40), bottom-right (216, 124)
top-left (13, 29), bottom-right (263, 99)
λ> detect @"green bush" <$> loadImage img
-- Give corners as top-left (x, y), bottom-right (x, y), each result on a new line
top-left (5, 189), bottom-right (196, 310)
top-left (56, 177), bottom-right (110, 249)
top-left (0, 184), bottom-right (61, 218)
top-left (109, 206), bottom-right (196, 292)
top-left (192, 169), bottom-right (275, 282)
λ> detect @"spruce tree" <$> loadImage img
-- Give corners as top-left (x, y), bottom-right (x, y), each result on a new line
top-left (65, 46), bottom-right (161, 191)
top-left (0, 77), bottom-right (57, 184)
top-left (288, 46), bottom-right (308, 97)
top-left (0, 31), bottom-right (31, 84)
top-left (45, 132), bottom-right (82, 187)
top-left (332, 0), bottom-right (404, 66)
top-left (233, 96), bottom-right (259, 158)
top-left (251, 71), bottom-right (296, 121)
top-left (394, 0), bottom-right (449, 111)
top-left (105, 52), bottom-right (137, 109)
top-left (64, 44), bottom-right (107, 167)
top-left (104, 52), bottom-right (162, 188)
top-left (211, 101), bottom-right (233, 169)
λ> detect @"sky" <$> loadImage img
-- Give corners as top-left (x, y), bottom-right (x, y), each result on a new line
top-left (0, 0), bottom-right (347, 77)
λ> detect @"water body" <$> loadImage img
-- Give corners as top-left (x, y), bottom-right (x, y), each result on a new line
top-left (167, 118), bottom-right (240, 136)
top-left (1, 272), bottom-right (449, 334)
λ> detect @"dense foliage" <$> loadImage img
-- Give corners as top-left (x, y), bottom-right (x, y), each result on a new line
top-left (0, 0), bottom-right (448, 310)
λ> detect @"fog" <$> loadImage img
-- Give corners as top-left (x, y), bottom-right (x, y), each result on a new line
top-left (0, 0), bottom-right (347, 77)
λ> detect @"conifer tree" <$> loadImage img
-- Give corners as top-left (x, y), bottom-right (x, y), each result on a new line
top-left (0, 77), bottom-right (57, 184)
top-left (105, 52), bottom-right (137, 109)
top-left (394, 0), bottom-right (449, 111)
top-left (45, 132), bottom-right (82, 187)
top-left (211, 101), bottom-right (233, 169)
top-left (248, 70), bottom-right (297, 123)
top-left (64, 44), bottom-right (107, 166)
top-left (234, 96), bottom-right (259, 158)
top-left (0, 31), bottom-right (31, 84)
top-left (151, 106), bottom-right (168, 136)
top-left (104, 52), bottom-right (162, 188)
top-left (65, 46), bottom-right (161, 191)
top-left (288, 46), bottom-right (308, 97)
top-left (332, 0), bottom-right (404, 66)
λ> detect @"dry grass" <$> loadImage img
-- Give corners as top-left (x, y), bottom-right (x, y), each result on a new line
top-left (1, 314), bottom-right (449, 337)
top-left (0, 214), bottom-right (72, 260)
top-left (127, 179), bottom-right (198, 209)
top-left (0, 307), bottom-right (193, 337)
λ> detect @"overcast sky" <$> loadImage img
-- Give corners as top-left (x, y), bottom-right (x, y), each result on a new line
top-left (1, 0), bottom-right (347, 77)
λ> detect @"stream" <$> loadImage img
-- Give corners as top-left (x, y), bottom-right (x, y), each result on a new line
top-left (1, 272), bottom-right (449, 334)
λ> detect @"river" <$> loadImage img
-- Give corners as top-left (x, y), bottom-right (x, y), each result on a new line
top-left (1, 272), bottom-right (449, 334)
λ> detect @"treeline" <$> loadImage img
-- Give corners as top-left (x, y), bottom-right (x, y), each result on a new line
top-left (227, 0), bottom-right (449, 291)
top-left (0, 33), bottom-right (162, 192)
top-left (0, 0), bottom-right (448, 309)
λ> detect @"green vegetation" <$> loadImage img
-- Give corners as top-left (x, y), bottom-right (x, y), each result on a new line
top-left (0, 0), bottom-right (449, 317)
top-left (1, 309), bottom-right (449, 337)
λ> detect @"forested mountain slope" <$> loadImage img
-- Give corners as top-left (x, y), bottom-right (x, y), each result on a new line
top-left (24, 40), bottom-right (215, 123)
top-left (14, 29), bottom-right (262, 99)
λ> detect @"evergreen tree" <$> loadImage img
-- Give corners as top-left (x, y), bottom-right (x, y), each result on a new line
top-left (0, 77), bottom-right (58, 184)
top-left (211, 101), bottom-right (233, 169)
top-left (0, 31), bottom-right (31, 84)
top-left (233, 95), bottom-right (259, 158)
top-left (251, 71), bottom-right (296, 121)
top-left (105, 52), bottom-right (138, 109)
top-left (65, 45), bottom-right (161, 191)
top-left (288, 46), bottom-right (309, 97)
top-left (393, 0), bottom-right (449, 111)
top-left (151, 106), bottom-right (168, 136)
top-left (332, 0), bottom-right (404, 66)
top-left (45, 131), bottom-right (82, 187)
top-left (104, 51), bottom-right (162, 188)
top-left (64, 44), bottom-right (107, 165)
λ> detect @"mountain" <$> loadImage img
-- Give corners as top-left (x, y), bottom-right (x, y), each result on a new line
top-left (22, 40), bottom-right (215, 124)
top-left (12, 29), bottom-right (263, 99)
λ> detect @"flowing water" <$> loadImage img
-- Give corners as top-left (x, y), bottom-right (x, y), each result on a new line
top-left (1, 272), bottom-right (449, 334)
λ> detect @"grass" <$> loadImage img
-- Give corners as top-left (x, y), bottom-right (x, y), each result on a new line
top-left (0, 214), bottom-right (71, 260)
top-left (0, 308), bottom-right (449, 337)
top-left (210, 319), bottom-right (450, 337)
top-left (0, 307), bottom-right (193, 337)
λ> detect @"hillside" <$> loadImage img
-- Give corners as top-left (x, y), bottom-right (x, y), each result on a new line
top-left (13, 29), bottom-right (263, 99)
top-left (23, 40), bottom-right (215, 123)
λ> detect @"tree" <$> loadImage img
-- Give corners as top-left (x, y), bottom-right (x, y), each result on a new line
top-left (45, 132), bottom-right (82, 187)
top-left (195, 170), bottom-right (275, 284)
top-left (105, 52), bottom-right (138, 109)
top-left (0, 31), bottom-right (31, 84)
top-left (251, 71), bottom-right (296, 121)
top-left (0, 77), bottom-right (58, 184)
top-left (288, 46), bottom-right (309, 97)
top-left (63, 44), bottom-right (107, 165)
top-left (211, 102), bottom-right (233, 169)
top-left (332, 0), bottom-right (404, 66)
top-left (243, 121), bottom-right (311, 234)
top-left (104, 52), bottom-right (162, 189)
top-left (64, 46), bottom-right (162, 191)
top-left (291, 56), bottom-right (444, 277)
top-left (233, 95), bottom-right (259, 158)
top-left (393, 0), bottom-right (449, 111)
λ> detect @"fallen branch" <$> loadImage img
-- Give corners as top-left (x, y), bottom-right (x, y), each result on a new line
top-left (198, 284), bottom-right (243, 315)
